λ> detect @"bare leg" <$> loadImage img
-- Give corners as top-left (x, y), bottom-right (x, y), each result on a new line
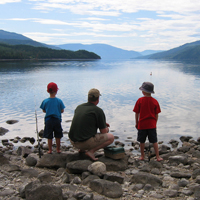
top-left (56, 138), bottom-right (61, 153)
top-left (139, 143), bottom-right (145, 160)
top-left (85, 133), bottom-right (114, 161)
top-left (48, 139), bottom-right (52, 154)
top-left (153, 142), bottom-right (163, 161)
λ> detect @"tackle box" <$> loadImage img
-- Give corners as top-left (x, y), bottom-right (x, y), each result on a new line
top-left (104, 146), bottom-right (125, 160)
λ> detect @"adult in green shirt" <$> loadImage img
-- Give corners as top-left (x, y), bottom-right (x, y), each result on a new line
top-left (69, 88), bottom-right (114, 160)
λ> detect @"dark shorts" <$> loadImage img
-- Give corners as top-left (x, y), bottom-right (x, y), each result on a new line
top-left (137, 128), bottom-right (157, 143)
top-left (43, 118), bottom-right (63, 139)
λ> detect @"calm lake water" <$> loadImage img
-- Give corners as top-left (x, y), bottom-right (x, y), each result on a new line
top-left (1, 59), bottom-right (200, 149)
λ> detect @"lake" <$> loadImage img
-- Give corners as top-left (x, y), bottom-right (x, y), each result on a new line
top-left (1, 59), bottom-right (200, 149)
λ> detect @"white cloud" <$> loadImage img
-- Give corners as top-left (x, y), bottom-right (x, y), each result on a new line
top-left (0, 0), bottom-right (21, 4)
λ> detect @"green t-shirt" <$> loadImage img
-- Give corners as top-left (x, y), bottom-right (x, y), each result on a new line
top-left (69, 102), bottom-right (107, 142)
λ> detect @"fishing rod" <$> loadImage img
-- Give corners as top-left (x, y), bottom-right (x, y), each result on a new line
top-left (34, 97), bottom-right (42, 158)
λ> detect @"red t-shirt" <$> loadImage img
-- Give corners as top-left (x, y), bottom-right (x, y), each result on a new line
top-left (133, 96), bottom-right (161, 130)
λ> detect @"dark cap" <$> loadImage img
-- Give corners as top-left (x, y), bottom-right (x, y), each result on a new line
top-left (47, 82), bottom-right (58, 93)
top-left (139, 82), bottom-right (155, 94)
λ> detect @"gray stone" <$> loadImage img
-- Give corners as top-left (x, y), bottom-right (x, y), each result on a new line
top-left (130, 172), bottom-right (162, 187)
top-left (17, 146), bottom-right (32, 158)
top-left (88, 161), bottom-right (106, 176)
top-left (83, 193), bottom-right (93, 200)
top-left (178, 178), bottom-right (189, 187)
top-left (25, 183), bottom-right (63, 200)
top-left (0, 127), bottom-right (9, 136)
top-left (26, 155), bottom-right (37, 166)
top-left (36, 153), bottom-right (70, 169)
top-left (169, 155), bottom-right (188, 165)
top-left (56, 168), bottom-right (66, 177)
top-left (149, 160), bottom-right (163, 169)
top-left (0, 154), bottom-right (9, 165)
top-left (38, 172), bottom-right (52, 183)
top-left (131, 183), bottom-right (144, 191)
top-left (151, 168), bottom-right (160, 175)
top-left (192, 151), bottom-right (200, 159)
top-left (90, 179), bottom-right (123, 198)
top-left (192, 169), bottom-right (200, 179)
top-left (82, 175), bottom-right (100, 186)
top-left (71, 176), bottom-right (81, 184)
top-left (98, 155), bottom-right (128, 171)
top-left (0, 188), bottom-right (15, 196)
top-left (66, 160), bottom-right (93, 174)
top-left (181, 188), bottom-right (193, 196)
top-left (103, 172), bottom-right (124, 184)
top-left (143, 184), bottom-right (153, 191)
top-left (163, 189), bottom-right (178, 198)
top-left (21, 168), bottom-right (39, 178)
top-left (61, 172), bottom-right (71, 183)
top-left (170, 172), bottom-right (191, 179)
top-left (6, 120), bottom-right (19, 124)
top-left (1, 164), bottom-right (21, 172)
top-left (180, 136), bottom-right (192, 143)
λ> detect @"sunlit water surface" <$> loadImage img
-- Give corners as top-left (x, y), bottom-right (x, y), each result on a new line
top-left (1, 59), bottom-right (200, 150)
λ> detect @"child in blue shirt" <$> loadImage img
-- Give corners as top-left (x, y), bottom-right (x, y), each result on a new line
top-left (40, 82), bottom-right (65, 154)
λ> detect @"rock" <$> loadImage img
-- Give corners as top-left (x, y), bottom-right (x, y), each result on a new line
top-left (98, 155), bottom-right (128, 171)
top-left (130, 172), bottom-right (162, 187)
top-left (103, 172), bottom-right (124, 184)
top-left (26, 155), bottom-right (38, 166)
top-left (71, 176), bottom-right (81, 184)
top-left (36, 153), bottom-right (70, 169)
top-left (25, 182), bottom-right (63, 200)
top-left (90, 179), bottom-right (123, 198)
top-left (180, 136), bottom-right (192, 143)
top-left (178, 178), bottom-right (189, 187)
top-left (192, 150), bottom-right (200, 159)
top-left (0, 154), bottom-right (10, 165)
top-left (169, 155), bottom-right (188, 165)
top-left (66, 160), bottom-right (93, 174)
top-left (1, 164), bottom-right (21, 172)
top-left (192, 169), bottom-right (200, 179)
top-left (82, 175), bottom-right (100, 186)
top-left (168, 139), bottom-right (179, 148)
top-left (61, 172), bottom-right (71, 183)
top-left (38, 172), bottom-right (52, 183)
top-left (88, 161), bottom-right (106, 176)
top-left (6, 120), bottom-right (19, 124)
top-left (21, 168), bottom-right (39, 178)
top-left (163, 189), bottom-right (178, 198)
top-left (0, 127), bottom-right (9, 136)
top-left (170, 172), bottom-right (191, 179)
top-left (17, 146), bottom-right (32, 158)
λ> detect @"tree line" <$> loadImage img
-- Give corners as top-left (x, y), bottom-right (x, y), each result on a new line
top-left (0, 43), bottom-right (101, 60)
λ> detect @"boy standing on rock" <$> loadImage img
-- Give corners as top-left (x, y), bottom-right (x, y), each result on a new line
top-left (40, 82), bottom-right (65, 154)
top-left (133, 82), bottom-right (163, 161)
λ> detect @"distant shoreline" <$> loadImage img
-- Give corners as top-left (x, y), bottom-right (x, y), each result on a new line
top-left (0, 58), bottom-right (101, 62)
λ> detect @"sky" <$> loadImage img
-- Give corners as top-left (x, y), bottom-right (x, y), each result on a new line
top-left (1, 0), bottom-right (200, 51)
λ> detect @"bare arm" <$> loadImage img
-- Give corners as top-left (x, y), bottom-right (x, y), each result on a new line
top-left (156, 114), bottom-right (158, 122)
top-left (135, 113), bottom-right (139, 129)
top-left (100, 123), bottom-right (110, 133)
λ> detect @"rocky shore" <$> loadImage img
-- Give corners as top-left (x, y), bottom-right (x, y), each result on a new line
top-left (1, 124), bottom-right (200, 199)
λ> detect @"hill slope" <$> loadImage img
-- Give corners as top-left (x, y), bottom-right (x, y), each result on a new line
top-left (142, 40), bottom-right (200, 61)
top-left (57, 43), bottom-right (142, 59)
top-left (0, 43), bottom-right (101, 60)
top-left (0, 30), bottom-right (59, 49)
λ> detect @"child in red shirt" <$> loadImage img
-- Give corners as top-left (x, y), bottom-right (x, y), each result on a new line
top-left (133, 82), bottom-right (163, 162)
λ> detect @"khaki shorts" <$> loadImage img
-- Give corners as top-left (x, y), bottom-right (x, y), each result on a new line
top-left (70, 133), bottom-right (108, 151)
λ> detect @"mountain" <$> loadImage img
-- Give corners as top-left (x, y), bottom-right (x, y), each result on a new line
top-left (0, 30), bottom-right (60, 50)
top-left (141, 40), bottom-right (200, 61)
top-left (57, 43), bottom-right (142, 59)
top-left (140, 50), bottom-right (164, 56)
top-left (0, 43), bottom-right (100, 60)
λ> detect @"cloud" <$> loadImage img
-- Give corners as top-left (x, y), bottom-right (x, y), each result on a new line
top-left (29, 0), bottom-right (200, 15)
top-left (0, 0), bottom-right (21, 4)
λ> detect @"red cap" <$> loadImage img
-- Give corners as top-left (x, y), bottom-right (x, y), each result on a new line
top-left (47, 82), bottom-right (58, 93)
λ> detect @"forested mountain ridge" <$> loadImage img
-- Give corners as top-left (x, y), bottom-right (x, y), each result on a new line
top-left (0, 43), bottom-right (101, 60)
top-left (140, 40), bottom-right (200, 61)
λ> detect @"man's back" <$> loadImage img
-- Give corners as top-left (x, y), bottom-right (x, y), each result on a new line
top-left (69, 102), bottom-right (106, 142)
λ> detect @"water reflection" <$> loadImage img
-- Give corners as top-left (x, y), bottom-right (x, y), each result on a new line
top-left (0, 59), bottom-right (200, 149)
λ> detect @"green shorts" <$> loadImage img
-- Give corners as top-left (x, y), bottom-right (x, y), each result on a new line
top-left (70, 133), bottom-right (108, 151)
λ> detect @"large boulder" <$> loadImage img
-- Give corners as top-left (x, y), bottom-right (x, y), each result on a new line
top-left (98, 155), bottom-right (128, 171)
top-left (66, 160), bottom-right (93, 174)
top-left (36, 153), bottom-right (69, 169)
top-left (90, 179), bottom-right (123, 198)
top-left (130, 172), bottom-right (162, 187)
top-left (25, 182), bottom-right (63, 200)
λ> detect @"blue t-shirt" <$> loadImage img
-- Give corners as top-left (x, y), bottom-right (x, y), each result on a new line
top-left (40, 97), bottom-right (65, 122)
